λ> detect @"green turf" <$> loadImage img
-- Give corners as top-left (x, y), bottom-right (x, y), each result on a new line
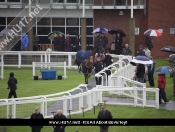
top-left (0, 59), bottom-right (175, 132)
top-left (3, 105), bottom-right (175, 132)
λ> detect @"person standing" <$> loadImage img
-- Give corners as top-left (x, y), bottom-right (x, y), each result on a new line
top-left (147, 56), bottom-right (155, 87)
top-left (158, 74), bottom-right (169, 104)
top-left (115, 33), bottom-right (123, 55)
top-left (7, 72), bottom-right (18, 99)
top-left (99, 33), bottom-right (108, 52)
top-left (93, 57), bottom-right (103, 85)
top-left (122, 44), bottom-right (132, 55)
top-left (21, 33), bottom-right (29, 51)
top-left (145, 36), bottom-right (153, 51)
top-left (64, 34), bottom-right (72, 52)
top-left (53, 33), bottom-right (59, 51)
top-left (110, 34), bottom-right (116, 54)
top-left (173, 71), bottom-right (175, 96)
top-left (73, 34), bottom-right (81, 52)
top-left (58, 33), bottom-right (65, 51)
top-left (53, 110), bottom-right (67, 132)
top-left (137, 45), bottom-right (145, 56)
top-left (136, 63), bottom-right (145, 83)
top-left (104, 50), bottom-right (113, 80)
top-left (14, 34), bottom-right (21, 51)
top-left (33, 33), bottom-right (39, 51)
top-left (97, 106), bottom-right (112, 132)
top-left (143, 45), bottom-right (151, 58)
top-left (30, 107), bottom-right (44, 132)
top-left (94, 34), bottom-right (100, 47)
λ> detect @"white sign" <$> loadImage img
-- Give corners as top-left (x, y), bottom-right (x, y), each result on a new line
top-left (135, 27), bottom-right (139, 35)
top-left (170, 28), bottom-right (175, 34)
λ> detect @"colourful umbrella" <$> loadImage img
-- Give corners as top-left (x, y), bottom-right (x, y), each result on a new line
top-left (48, 31), bottom-right (64, 40)
top-left (92, 28), bottom-right (108, 34)
top-left (144, 29), bottom-right (162, 37)
top-left (154, 66), bottom-right (174, 74)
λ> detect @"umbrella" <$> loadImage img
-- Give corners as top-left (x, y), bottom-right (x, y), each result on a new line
top-left (48, 31), bottom-right (64, 40)
top-left (130, 56), bottom-right (153, 65)
top-left (169, 54), bottom-right (175, 60)
top-left (92, 28), bottom-right (108, 34)
top-left (108, 28), bottom-right (126, 37)
top-left (154, 66), bottom-right (174, 74)
top-left (144, 29), bottom-right (162, 36)
top-left (161, 46), bottom-right (175, 53)
top-left (0, 29), bottom-right (13, 35)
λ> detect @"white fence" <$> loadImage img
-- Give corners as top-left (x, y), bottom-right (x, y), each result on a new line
top-left (32, 62), bottom-right (67, 79)
top-left (0, 61), bottom-right (4, 79)
top-left (0, 52), bottom-right (159, 119)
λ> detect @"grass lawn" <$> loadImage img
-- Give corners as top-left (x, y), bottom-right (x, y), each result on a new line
top-left (0, 59), bottom-right (175, 132)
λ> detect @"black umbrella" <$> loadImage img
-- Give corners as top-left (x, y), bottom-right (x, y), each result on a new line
top-left (161, 46), bottom-right (175, 53)
top-left (108, 28), bottom-right (126, 37)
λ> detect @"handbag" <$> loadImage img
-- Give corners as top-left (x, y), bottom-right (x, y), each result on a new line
top-left (111, 43), bottom-right (115, 50)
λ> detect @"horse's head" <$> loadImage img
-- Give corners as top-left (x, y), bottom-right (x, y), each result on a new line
top-left (91, 45), bottom-right (104, 56)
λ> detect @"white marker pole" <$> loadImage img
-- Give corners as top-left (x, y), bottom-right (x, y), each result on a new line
top-left (82, 0), bottom-right (85, 17)
top-left (131, 0), bottom-right (133, 18)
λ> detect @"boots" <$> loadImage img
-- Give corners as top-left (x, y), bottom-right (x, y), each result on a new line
top-left (173, 86), bottom-right (175, 96)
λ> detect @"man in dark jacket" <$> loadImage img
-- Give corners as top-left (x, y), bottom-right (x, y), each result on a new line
top-left (122, 44), bottom-right (132, 55)
top-left (97, 106), bottom-right (112, 132)
top-left (53, 34), bottom-right (59, 51)
top-left (30, 107), bottom-right (44, 132)
top-left (136, 63), bottom-right (145, 83)
top-left (58, 33), bottom-right (65, 51)
top-left (54, 110), bottom-right (67, 132)
top-left (145, 36), bottom-right (153, 51)
top-left (137, 45), bottom-right (145, 56)
top-left (99, 33), bottom-right (108, 51)
top-left (7, 72), bottom-right (18, 99)
top-left (104, 50), bottom-right (113, 80)
top-left (147, 56), bottom-right (155, 87)
top-left (93, 57), bottom-right (103, 85)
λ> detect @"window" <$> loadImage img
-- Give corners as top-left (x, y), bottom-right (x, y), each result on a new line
top-left (0, 0), bottom-right (5, 2)
top-left (37, 27), bottom-right (51, 35)
top-left (67, 0), bottom-right (77, 3)
top-left (53, 0), bottom-right (63, 3)
top-left (66, 18), bottom-right (79, 26)
top-left (86, 18), bottom-right (93, 26)
top-left (87, 37), bottom-right (93, 45)
top-left (39, 36), bottom-right (51, 44)
top-left (8, 0), bottom-right (20, 2)
top-left (22, 0), bottom-right (36, 4)
top-left (52, 27), bottom-right (65, 34)
top-left (38, 0), bottom-right (50, 4)
top-left (52, 18), bottom-right (65, 26)
top-left (66, 27), bottom-right (79, 35)
top-left (0, 17), bottom-right (6, 25)
top-left (37, 18), bottom-right (51, 25)
top-left (0, 26), bottom-right (5, 32)
top-left (80, 27), bottom-right (93, 35)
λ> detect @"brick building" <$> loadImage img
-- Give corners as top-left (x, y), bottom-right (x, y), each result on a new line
top-left (0, 0), bottom-right (174, 58)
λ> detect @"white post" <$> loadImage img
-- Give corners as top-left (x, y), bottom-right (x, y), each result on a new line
top-left (82, 0), bottom-right (85, 17)
top-left (1, 61), bottom-right (4, 79)
top-left (40, 99), bottom-right (44, 116)
top-left (44, 53), bottom-right (47, 68)
top-left (79, 95), bottom-right (83, 112)
top-left (32, 62), bottom-right (35, 77)
top-left (18, 52), bottom-right (21, 68)
top-left (63, 97), bottom-right (67, 116)
top-left (40, 55), bottom-right (43, 68)
top-left (156, 88), bottom-right (159, 109)
top-left (131, 0), bottom-right (133, 18)
top-left (68, 54), bottom-right (71, 68)
top-left (64, 62), bottom-right (67, 79)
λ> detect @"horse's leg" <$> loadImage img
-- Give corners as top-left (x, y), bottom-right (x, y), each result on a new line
top-left (84, 74), bottom-right (87, 84)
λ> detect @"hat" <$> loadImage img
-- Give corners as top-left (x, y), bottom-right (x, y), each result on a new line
top-left (102, 106), bottom-right (106, 109)
top-left (10, 72), bottom-right (14, 77)
top-left (139, 45), bottom-right (143, 49)
top-left (35, 107), bottom-right (39, 110)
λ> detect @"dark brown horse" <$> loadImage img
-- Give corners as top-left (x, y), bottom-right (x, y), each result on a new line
top-left (75, 45), bottom-right (104, 73)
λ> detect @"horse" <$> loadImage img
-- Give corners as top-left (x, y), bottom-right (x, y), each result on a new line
top-left (75, 45), bottom-right (104, 73)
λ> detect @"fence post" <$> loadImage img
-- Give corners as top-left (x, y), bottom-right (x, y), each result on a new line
top-left (32, 62), bottom-right (35, 77)
top-left (40, 99), bottom-right (44, 116)
top-left (68, 54), bottom-right (71, 68)
top-left (64, 62), bottom-right (67, 79)
top-left (44, 52), bottom-right (47, 68)
top-left (79, 94), bottom-right (83, 112)
top-left (18, 52), bottom-right (21, 68)
top-left (156, 88), bottom-right (159, 109)
top-left (143, 87), bottom-right (146, 107)
top-left (87, 92), bottom-right (92, 109)
top-left (12, 101), bottom-right (16, 118)
top-left (63, 96), bottom-right (68, 117)
top-left (134, 87), bottom-right (137, 107)
top-left (45, 101), bottom-right (47, 117)
top-left (40, 54), bottom-right (43, 68)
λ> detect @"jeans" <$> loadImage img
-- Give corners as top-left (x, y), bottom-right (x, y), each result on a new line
top-left (137, 78), bottom-right (144, 83)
